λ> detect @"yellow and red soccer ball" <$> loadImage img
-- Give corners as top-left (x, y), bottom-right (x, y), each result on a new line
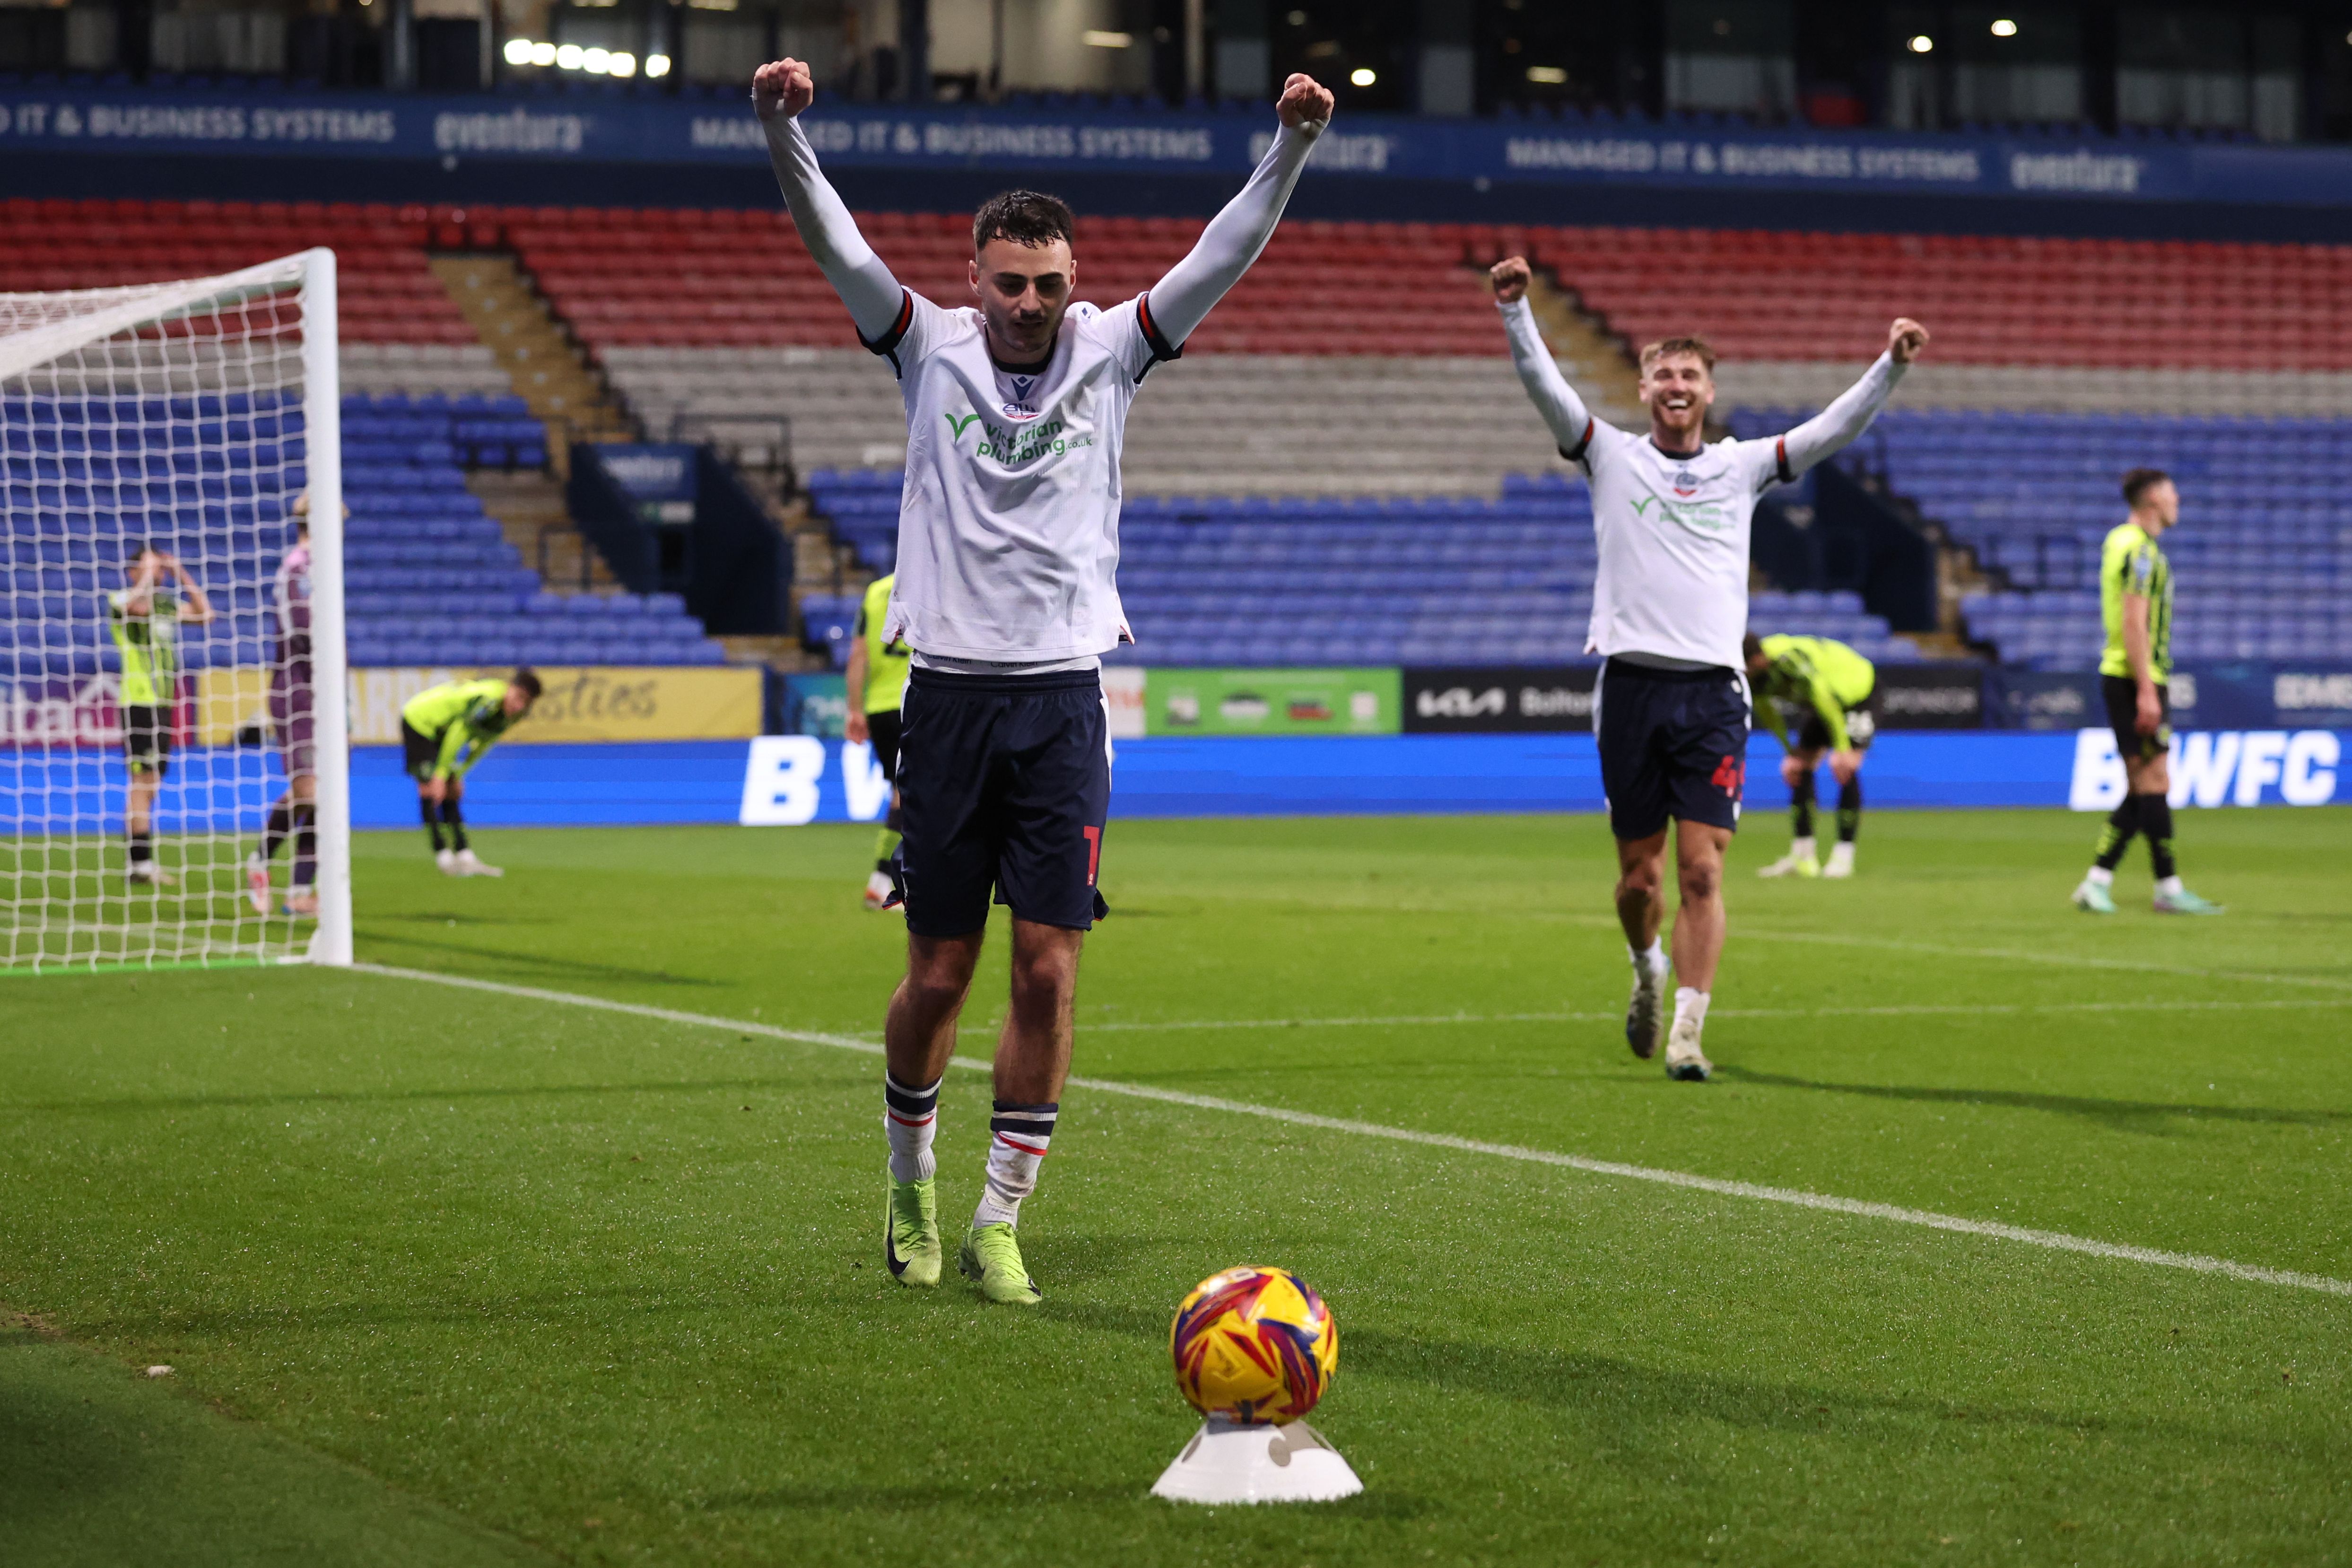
top-left (1168, 1265), bottom-right (1338, 1425)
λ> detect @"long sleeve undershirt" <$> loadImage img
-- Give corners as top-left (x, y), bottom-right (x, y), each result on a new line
top-left (763, 114), bottom-right (906, 344)
top-left (1143, 121), bottom-right (1321, 348)
top-left (1498, 296), bottom-right (1597, 455)
top-left (765, 110), bottom-right (1324, 353)
top-left (1777, 352), bottom-right (1906, 476)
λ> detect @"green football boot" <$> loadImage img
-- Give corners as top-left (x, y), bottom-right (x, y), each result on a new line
top-left (2153, 886), bottom-right (2225, 916)
top-left (883, 1174), bottom-right (941, 1289)
top-left (958, 1221), bottom-right (1041, 1306)
top-left (2071, 878), bottom-right (2117, 915)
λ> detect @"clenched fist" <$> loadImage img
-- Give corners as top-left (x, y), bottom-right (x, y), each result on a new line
top-left (1276, 72), bottom-right (1334, 131)
top-left (1887, 317), bottom-right (1929, 364)
top-left (1490, 256), bottom-right (1531, 305)
top-left (753, 58), bottom-right (814, 121)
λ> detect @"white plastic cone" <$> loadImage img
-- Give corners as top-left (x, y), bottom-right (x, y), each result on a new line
top-left (1150, 1417), bottom-right (1363, 1504)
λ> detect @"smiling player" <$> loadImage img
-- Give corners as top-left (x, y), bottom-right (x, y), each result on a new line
top-left (1491, 256), bottom-right (1925, 1082)
top-left (756, 56), bottom-right (1333, 1304)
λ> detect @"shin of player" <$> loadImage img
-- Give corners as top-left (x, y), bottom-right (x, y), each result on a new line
top-left (111, 540), bottom-right (215, 886)
top-left (398, 671), bottom-right (542, 879)
top-left (1747, 632), bottom-right (1875, 880)
top-left (1491, 253), bottom-right (1924, 1081)
top-left (2073, 470), bottom-right (2221, 916)
top-left (755, 54), bottom-right (1333, 1299)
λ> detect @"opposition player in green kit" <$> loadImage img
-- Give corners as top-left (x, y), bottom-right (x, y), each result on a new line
top-left (399, 671), bottom-right (542, 877)
top-left (110, 541), bottom-right (216, 885)
top-left (2071, 469), bottom-right (2223, 916)
top-left (1745, 632), bottom-right (1876, 880)
top-left (844, 571), bottom-right (911, 911)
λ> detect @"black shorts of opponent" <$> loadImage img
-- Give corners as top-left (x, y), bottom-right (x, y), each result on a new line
top-left (2101, 674), bottom-right (2171, 764)
top-left (1795, 688), bottom-right (1880, 753)
top-left (864, 707), bottom-right (903, 782)
top-left (122, 703), bottom-right (171, 777)
top-left (1594, 659), bottom-right (1751, 841)
top-left (401, 719), bottom-right (443, 784)
top-left (897, 667), bottom-right (1110, 937)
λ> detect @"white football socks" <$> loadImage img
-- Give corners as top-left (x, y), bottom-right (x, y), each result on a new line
top-left (1631, 938), bottom-right (1667, 976)
top-left (2156, 875), bottom-right (2185, 897)
top-left (883, 1072), bottom-right (940, 1184)
top-left (973, 1101), bottom-right (1057, 1230)
top-left (2083, 865), bottom-right (2115, 888)
top-left (1673, 987), bottom-right (1709, 1035)
top-left (1790, 835), bottom-right (1817, 860)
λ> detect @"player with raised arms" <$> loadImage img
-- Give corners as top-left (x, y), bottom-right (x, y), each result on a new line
top-left (754, 55), bottom-right (1334, 1304)
top-left (1490, 255), bottom-right (1926, 1082)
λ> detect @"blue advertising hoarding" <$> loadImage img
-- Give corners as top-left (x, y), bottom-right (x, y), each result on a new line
top-left (2, 727), bottom-right (2343, 834)
top-left (11, 86), bottom-right (2352, 209)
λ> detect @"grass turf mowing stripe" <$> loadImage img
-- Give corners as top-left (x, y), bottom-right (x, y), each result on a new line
top-left (1081, 997), bottom-right (2352, 1031)
top-left (351, 962), bottom-right (2352, 1301)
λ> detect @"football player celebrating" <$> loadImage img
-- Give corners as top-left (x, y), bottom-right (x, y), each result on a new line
top-left (1491, 254), bottom-right (1924, 1082)
top-left (756, 55), bottom-right (1332, 1303)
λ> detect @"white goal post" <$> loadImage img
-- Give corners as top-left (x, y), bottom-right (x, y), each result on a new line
top-left (0, 249), bottom-right (349, 973)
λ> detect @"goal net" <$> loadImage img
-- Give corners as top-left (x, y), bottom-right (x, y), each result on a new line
top-left (1, 250), bottom-right (349, 973)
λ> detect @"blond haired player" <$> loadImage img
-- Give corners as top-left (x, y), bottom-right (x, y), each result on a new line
top-left (1491, 255), bottom-right (1925, 1081)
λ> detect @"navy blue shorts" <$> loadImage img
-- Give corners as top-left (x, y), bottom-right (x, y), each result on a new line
top-left (897, 667), bottom-right (1110, 937)
top-left (1594, 660), bottom-right (1750, 841)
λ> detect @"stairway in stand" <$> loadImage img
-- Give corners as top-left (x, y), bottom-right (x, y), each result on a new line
top-left (431, 254), bottom-right (635, 476)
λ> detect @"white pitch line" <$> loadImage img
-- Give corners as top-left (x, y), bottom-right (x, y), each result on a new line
top-left (350, 962), bottom-right (2352, 1300)
top-left (1080, 996), bottom-right (2352, 1033)
top-left (1732, 927), bottom-right (2352, 993)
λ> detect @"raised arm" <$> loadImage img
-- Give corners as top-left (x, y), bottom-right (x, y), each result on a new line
top-left (163, 553), bottom-right (215, 625)
top-left (1491, 257), bottom-right (1599, 459)
top-left (1777, 318), bottom-right (1928, 478)
top-left (1141, 74), bottom-right (1333, 348)
top-left (753, 58), bottom-right (905, 344)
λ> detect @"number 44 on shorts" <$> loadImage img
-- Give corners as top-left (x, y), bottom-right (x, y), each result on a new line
top-left (1712, 754), bottom-right (1744, 796)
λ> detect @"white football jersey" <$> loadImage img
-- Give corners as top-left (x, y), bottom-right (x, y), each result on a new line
top-left (870, 290), bottom-right (1175, 665)
top-left (1577, 424), bottom-right (1790, 671)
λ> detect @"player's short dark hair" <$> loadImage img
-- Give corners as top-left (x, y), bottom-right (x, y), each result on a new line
top-left (973, 190), bottom-right (1075, 255)
top-left (1639, 335), bottom-right (1717, 374)
top-left (2121, 467), bottom-right (2171, 507)
top-left (1742, 632), bottom-right (1764, 663)
top-left (510, 668), bottom-right (544, 701)
top-left (123, 538), bottom-right (158, 561)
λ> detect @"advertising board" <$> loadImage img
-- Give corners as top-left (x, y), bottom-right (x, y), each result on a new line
top-left (1144, 667), bottom-right (1399, 738)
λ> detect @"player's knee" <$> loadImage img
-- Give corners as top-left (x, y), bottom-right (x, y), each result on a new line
top-left (1615, 861), bottom-right (1664, 901)
top-left (1678, 859), bottom-right (1723, 904)
top-left (1007, 932), bottom-right (1080, 1005)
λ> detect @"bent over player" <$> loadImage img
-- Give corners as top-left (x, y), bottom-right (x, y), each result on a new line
top-left (756, 54), bottom-right (1333, 1302)
top-left (1745, 631), bottom-right (1876, 880)
top-left (399, 671), bottom-right (541, 878)
top-left (1492, 255), bottom-right (1925, 1081)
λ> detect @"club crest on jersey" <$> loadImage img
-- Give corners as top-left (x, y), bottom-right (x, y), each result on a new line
top-left (1000, 373), bottom-right (1043, 420)
top-left (1671, 467), bottom-right (1699, 497)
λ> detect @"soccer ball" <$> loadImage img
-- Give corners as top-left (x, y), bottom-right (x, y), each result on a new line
top-left (1168, 1265), bottom-right (1338, 1426)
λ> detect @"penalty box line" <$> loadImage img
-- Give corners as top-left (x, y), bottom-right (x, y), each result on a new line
top-left (352, 963), bottom-right (2352, 1301)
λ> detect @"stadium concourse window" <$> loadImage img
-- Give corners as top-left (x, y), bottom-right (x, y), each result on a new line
top-left (1272, 0), bottom-right (1411, 112)
top-left (1882, 4), bottom-right (2087, 131)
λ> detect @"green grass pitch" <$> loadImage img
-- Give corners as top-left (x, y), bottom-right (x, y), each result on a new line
top-left (4, 807), bottom-right (2349, 1566)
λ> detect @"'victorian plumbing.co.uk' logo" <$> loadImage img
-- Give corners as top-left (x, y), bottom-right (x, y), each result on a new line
top-left (943, 408), bottom-right (1092, 468)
